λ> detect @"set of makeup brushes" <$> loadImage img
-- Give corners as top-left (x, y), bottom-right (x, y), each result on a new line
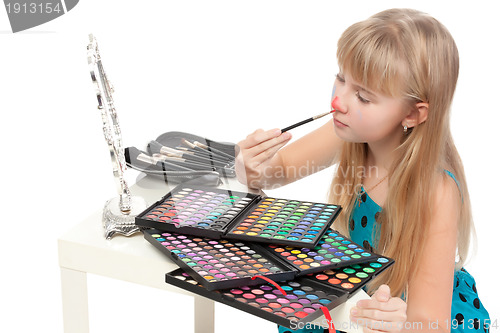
top-left (127, 138), bottom-right (235, 176)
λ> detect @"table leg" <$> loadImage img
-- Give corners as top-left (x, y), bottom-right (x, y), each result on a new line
top-left (194, 295), bottom-right (215, 333)
top-left (60, 267), bottom-right (90, 333)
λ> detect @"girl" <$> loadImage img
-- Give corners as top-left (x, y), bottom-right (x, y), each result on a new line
top-left (235, 8), bottom-right (490, 333)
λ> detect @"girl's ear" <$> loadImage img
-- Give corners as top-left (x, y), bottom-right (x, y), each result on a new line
top-left (403, 102), bottom-right (429, 129)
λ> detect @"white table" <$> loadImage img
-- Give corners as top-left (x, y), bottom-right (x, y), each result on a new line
top-left (58, 174), bottom-right (252, 333)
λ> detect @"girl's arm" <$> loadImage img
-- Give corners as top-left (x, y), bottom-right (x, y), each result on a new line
top-left (404, 174), bottom-right (459, 332)
top-left (351, 174), bottom-right (460, 333)
top-left (236, 120), bottom-right (343, 189)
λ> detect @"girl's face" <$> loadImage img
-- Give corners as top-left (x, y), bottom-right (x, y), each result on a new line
top-left (331, 71), bottom-right (408, 144)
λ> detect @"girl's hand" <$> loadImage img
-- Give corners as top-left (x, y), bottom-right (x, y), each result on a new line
top-left (350, 285), bottom-right (407, 333)
top-left (235, 128), bottom-right (292, 189)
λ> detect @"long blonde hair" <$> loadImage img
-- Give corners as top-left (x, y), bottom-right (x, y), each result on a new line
top-left (328, 9), bottom-right (474, 297)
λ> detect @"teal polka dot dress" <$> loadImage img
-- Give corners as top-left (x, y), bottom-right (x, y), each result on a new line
top-left (278, 171), bottom-right (490, 333)
top-left (349, 171), bottom-right (490, 333)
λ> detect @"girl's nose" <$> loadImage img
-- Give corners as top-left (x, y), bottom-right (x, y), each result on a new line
top-left (331, 96), bottom-right (345, 113)
top-left (331, 96), bottom-right (338, 111)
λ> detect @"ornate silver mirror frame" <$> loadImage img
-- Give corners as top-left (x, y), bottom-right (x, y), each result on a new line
top-left (87, 34), bottom-right (147, 239)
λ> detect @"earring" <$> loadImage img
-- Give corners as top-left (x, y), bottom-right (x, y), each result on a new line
top-left (403, 124), bottom-right (408, 133)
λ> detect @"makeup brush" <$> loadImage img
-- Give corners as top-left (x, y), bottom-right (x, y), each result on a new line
top-left (148, 140), bottom-right (229, 168)
top-left (158, 155), bottom-right (219, 170)
top-left (281, 97), bottom-right (337, 132)
top-left (175, 145), bottom-right (230, 163)
top-left (179, 139), bottom-right (229, 162)
top-left (164, 154), bottom-right (236, 174)
top-left (181, 139), bottom-right (235, 161)
top-left (125, 146), bottom-right (199, 172)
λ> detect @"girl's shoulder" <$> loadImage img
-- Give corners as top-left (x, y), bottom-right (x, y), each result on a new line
top-left (428, 170), bottom-right (462, 232)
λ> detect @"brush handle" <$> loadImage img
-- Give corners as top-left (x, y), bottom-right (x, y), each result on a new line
top-left (281, 117), bottom-right (314, 132)
top-left (193, 141), bottom-right (235, 160)
top-left (281, 110), bottom-right (333, 132)
top-left (177, 146), bottom-right (230, 163)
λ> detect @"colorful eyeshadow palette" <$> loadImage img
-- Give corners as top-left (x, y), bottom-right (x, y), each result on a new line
top-left (260, 229), bottom-right (378, 275)
top-left (225, 197), bottom-right (341, 248)
top-left (166, 268), bottom-right (348, 328)
top-left (136, 185), bottom-right (342, 248)
top-left (144, 229), bottom-right (296, 290)
top-left (136, 186), bottom-right (258, 240)
top-left (308, 256), bottom-right (394, 295)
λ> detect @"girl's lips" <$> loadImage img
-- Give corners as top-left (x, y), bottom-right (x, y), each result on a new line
top-left (334, 117), bottom-right (348, 127)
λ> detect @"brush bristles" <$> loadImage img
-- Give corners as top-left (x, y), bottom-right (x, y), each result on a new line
top-left (181, 138), bottom-right (197, 149)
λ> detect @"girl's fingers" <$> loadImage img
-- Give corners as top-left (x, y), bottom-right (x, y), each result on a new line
top-left (234, 128), bottom-right (292, 188)
top-left (356, 297), bottom-right (406, 312)
top-left (352, 317), bottom-right (400, 333)
top-left (238, 128), bottom-right (282, 150)
top-left (245, 130), bottom-right (290, 158)
top-left (236, 128), bottom-right (290, 165)
top-left (249, 132), bottom-right (292, 165)
top-left (351, 285), bottom-right (407, 333)
top-left (373, 284), bottom-right (391, 302)
top-left (351, 313), bottom-right (406, 333)
top-left (356, 285), bottom-right (398, 311)
top-left (351, 304), bottom-right (407, 322)
top-left (351, 299), bottom-right (407, 333)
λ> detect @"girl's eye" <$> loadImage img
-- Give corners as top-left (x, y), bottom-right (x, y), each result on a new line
top-left (356, 91), bottom-right (370, 104)
top-left (336, 73), bottom-right (345, 83)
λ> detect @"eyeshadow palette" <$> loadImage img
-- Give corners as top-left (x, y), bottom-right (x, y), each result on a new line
top-left (308, 256), bottom-right (394, 295)
top-left (225, 197), bottom-right (341, 248)
top-left (166, 268), bottom-right (348, 328)
top-left (136, 185), bottom-right (342, 248)
top-left (136, 186), bottom-right (258, 239)
top-left (144, 229), bottom-right (296, 290)
top-left (260, 229), bottom-right (378, 276)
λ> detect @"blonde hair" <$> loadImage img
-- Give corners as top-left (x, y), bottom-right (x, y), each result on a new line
top-left (328, 8), bottom-right (474, 297)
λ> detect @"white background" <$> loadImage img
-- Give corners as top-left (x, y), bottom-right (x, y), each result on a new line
top-left (1, 1), bottom-right (498, 332)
